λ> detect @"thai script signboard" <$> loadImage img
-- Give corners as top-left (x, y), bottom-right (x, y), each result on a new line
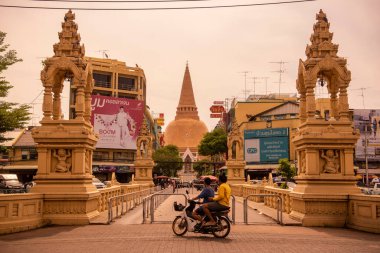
top-left (244, 128), bottom-right (289, 164)
top-left (91, 95), bottom-right (144, 149)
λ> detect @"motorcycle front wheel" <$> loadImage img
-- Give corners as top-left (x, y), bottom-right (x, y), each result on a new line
top-left (172, 216), bottom-right (188, 236)
top-left (212, 216), bottom-right (231, 238)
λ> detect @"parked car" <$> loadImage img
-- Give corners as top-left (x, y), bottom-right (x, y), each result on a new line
top-left (92, 177), bottom-right (106, 189)
top-left (0, 174), bottom-right (25, 193)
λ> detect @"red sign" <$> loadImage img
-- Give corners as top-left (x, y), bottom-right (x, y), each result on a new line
top-left (210, 105), bottom-right (225, 113)
top-left (159, 113), bottom-right (164, 118)
top-left (210, 113), bottom-right (223, 118)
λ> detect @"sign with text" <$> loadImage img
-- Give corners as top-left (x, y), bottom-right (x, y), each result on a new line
top-left (210, 105), bottom-right (225, 113)
top-left (244, 128), bottom-right (289, 164)
top-left (91, 95), bottom-right (144, 149)
top-left (210, 113), bottom-right (223, 118)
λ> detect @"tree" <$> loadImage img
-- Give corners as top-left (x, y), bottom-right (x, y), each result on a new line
top-left (198, 128), bottom-right (227, 175)
top-left (192, 159), bottom-right (212, 177)
top-left (276, 158), bottom-right (296, 189)
top-left (198, 127), bottom-right (227, 158)
top-left (0, 31), bottom-right (31, 145)
top-left (153, 145), bottom-right (182, 177)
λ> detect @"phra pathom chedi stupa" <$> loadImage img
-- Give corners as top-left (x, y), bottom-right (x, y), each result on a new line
top-left (164, 63), bottom-right (208, 175)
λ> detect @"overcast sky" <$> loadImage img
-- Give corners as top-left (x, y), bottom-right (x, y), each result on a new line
top-left (1, 0), bottom-right (379, 131)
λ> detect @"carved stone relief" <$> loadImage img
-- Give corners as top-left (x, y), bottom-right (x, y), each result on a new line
top-left (320, 149), bottom-right (340, 174)
top-left (53, 149), bottom-right (72, 173)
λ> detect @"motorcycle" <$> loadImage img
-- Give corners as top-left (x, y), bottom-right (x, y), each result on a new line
top-left (171, 191), bottom-right (231, 238)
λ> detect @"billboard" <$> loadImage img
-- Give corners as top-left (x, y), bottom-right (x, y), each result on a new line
top-left (353, 109), bottom-right (380, 162)
top-left (244, 128), bottom-right (289, 164)
top-left (91, 95), bottom-right (144, 149)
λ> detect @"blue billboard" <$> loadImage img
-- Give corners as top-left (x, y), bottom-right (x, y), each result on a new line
top-left (244, 128), bottom-right (289, 164)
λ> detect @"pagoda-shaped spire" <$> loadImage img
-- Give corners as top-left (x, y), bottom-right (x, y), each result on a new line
top-left (175, 63), bottom-right (199, 120)
top-left (305, 9), bottom-right (339, 59)
top-left (53, 9), bottom-right (85, 58)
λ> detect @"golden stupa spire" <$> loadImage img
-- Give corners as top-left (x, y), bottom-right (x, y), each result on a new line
top-left (175, 62), bottom-right (199, 120)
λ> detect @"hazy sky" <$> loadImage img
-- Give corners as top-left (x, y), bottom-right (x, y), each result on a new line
top-left (1, 0), bottom-right (379, 131)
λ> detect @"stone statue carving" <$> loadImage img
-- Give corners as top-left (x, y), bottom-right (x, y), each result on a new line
top-left (233, 168), bottom-right (239, 177)
top-left (53, 149), bottom-right (71, 172)
top-left (140, 168), bottom-right (147, 177)
top-left (320, 149), bottom-right (339, 173)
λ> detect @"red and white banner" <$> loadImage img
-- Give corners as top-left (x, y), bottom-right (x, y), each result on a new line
top-left (91, 95), bottom-right (144, 149)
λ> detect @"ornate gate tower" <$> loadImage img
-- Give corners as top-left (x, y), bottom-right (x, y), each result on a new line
top-left (290, 10), bottom-right (360, 226)
top-left (226, 120), bottom-right (246, 184)
top-left (134, 119), bottom-right (154, 185)
top-left (31, 10), bottom-right (100, 224)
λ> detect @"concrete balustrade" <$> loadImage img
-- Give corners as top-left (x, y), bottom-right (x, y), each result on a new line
top-left (0, 184), bottom-right (155, 235)
top-left (0, 193), bottom-right (45, 235)
top-left (347, 194), bottom-right (380, 233)
top-left (232, 182), bottom-right (380, 233)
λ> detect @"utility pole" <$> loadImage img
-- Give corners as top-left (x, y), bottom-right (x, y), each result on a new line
top-left (238, 71), bottom-right (251, 100)
top-left (270, 61), bottom-right (287, 97)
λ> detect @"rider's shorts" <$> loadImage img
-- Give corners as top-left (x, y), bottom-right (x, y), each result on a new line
top-left (206, 202), bottom-right (229, 212)
top-left (195, 206), bottom-right (205, 215)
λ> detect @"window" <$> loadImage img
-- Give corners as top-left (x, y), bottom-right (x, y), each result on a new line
top-left (29, 148), bottom-right (38, 160)
top-left (21, 150), bottom-right (29, 160)
top-left (118, 76), bottom-right (135, 91)
top-left (290, 114), bottom-right (297, 118)
top-left (93, 73), bottom-right (112, 88)
top-left (274, 114), bottom-right (287, 120)
top-left (260, 116), bottom-right (272, 121)
top-left (93, 151), bottom-right (109, 161)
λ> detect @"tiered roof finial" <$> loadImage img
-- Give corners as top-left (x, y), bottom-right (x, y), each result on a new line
top-left (53, 9), bottom-right (85, 58)
top-left (175, 63), bottom-right (199, 120)
top-left (305, 9), bottom-right (339, 59)
top-left (138, 118), bottom-right (150, 137)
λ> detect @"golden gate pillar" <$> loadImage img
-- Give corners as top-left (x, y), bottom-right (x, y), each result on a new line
top-left (30, 10), bottom-right (100, 225)
top-left (226, 120), bottom-right (246, 184)
top-left (290, 10), bottom-right (360, 227)
top-left (134, 119), bottom-right (154, 186)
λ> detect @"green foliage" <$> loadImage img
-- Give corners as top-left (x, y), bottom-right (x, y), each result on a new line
top-left (0, 31), bottom-right (31, 144)
top-left (276, 158), bottom-right (296, 188)
top-left (198, 128), bottom-right (227, 157)
top-left (193, 159), bottom-right (212, 177)
top-left (153, 145), bottom-right (183, 177)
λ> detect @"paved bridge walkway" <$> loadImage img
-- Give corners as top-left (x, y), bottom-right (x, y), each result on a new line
top-left (1, 187), bottom-right (379, 253)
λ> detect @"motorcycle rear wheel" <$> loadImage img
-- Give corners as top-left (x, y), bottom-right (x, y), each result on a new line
top-left (212, 216), bottom-right (231, 238)
top-left (172, 217), bottom-right (188, 236)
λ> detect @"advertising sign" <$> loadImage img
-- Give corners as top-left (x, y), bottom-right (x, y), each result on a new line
top-left (244, 128), bottom-right (289, 164)
top-left (210, 113), bottom-right (223, 118)
top-left (353, 109), bottom-right (380, 162)
top-left (91, 95), bottom-right (144, 149)
top-left (210, 105), bottom-right (225, 113)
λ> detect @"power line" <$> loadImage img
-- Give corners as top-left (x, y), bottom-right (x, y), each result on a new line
top-left (29, 0), bottom-right (213, 2)
top-left (0, 0), bottom-right (317, 11)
